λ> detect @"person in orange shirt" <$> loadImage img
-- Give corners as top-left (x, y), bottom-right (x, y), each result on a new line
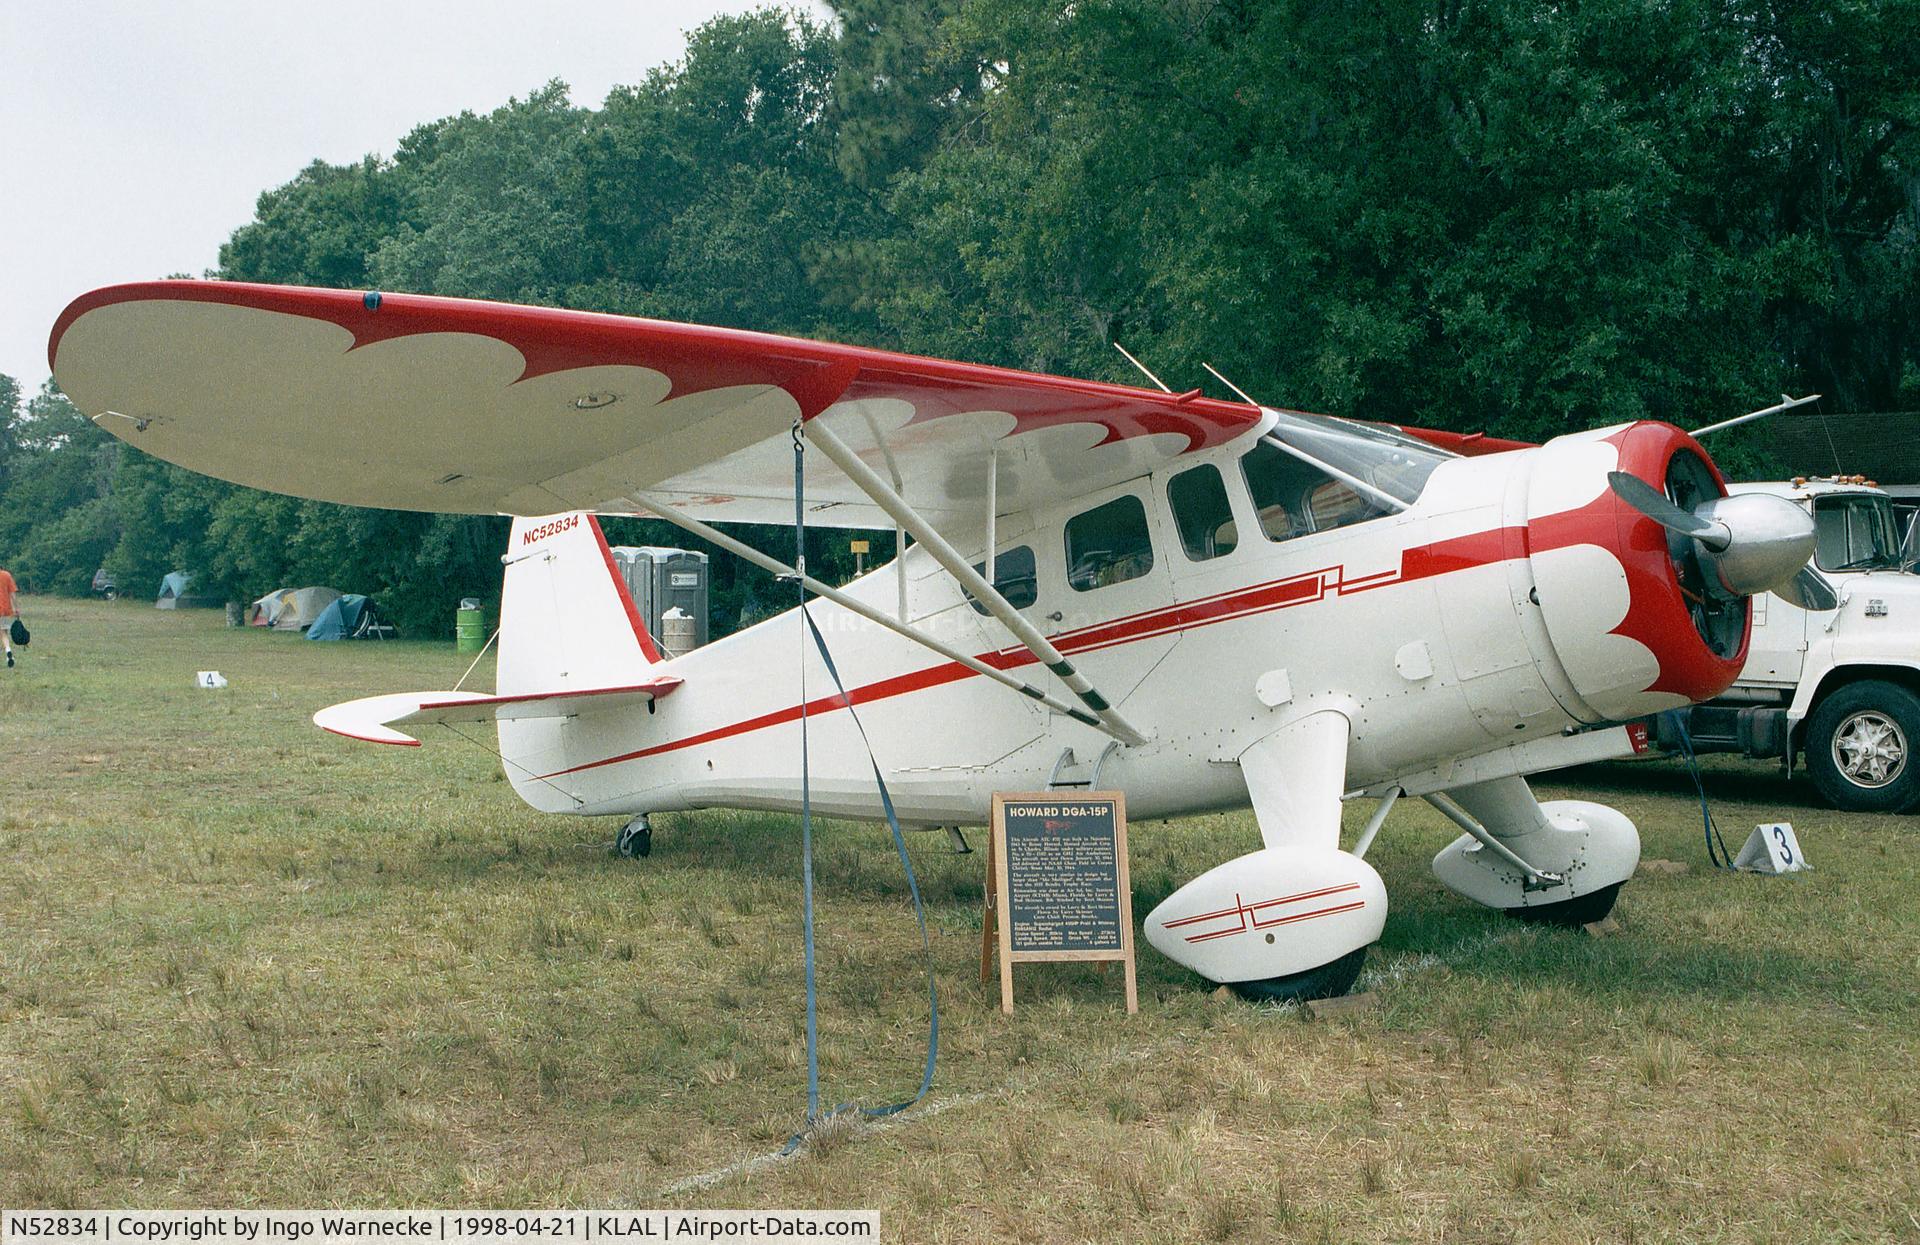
top-left (0, 566), bottom-right (18, 667)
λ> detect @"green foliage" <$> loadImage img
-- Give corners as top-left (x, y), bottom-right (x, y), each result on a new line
top-left (830, 0), bottom-right (986, 188)
top-left (8, 0), bottom-right (1918, 624)
top-left (0, 383), bottom-right (120, 594)
top-left (861, 0), bottom-right (1919, 439)
top-left (220, 155), bottom-right (403, 288)
top-left (370, 83), bottom-right (593, 303)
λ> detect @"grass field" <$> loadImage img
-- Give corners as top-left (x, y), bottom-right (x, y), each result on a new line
top-left (2, 596), bottom-right (1917, 1242)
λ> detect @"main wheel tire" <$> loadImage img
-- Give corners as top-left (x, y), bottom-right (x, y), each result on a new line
top-left (1805, 680), bottom-right (1920, 813)
top-left (616, 821), bottom-right (653, 859)
top-left (1227, 946), bottom-right (1369, 1004)
top-left (1507, 880), bottom-right (1623, 928)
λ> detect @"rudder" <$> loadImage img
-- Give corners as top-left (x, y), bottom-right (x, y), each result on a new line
top-left (499, 513), bottom-right (663, 696)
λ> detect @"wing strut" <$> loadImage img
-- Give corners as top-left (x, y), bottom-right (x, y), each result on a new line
top-left (804, 422), bottom-right (1149, 747)
top-left (624, 492), bottom-right (1114, 735)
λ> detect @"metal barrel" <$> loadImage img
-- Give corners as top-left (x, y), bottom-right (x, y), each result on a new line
top-left (660, 606), bottom-right (697, 658)
top-left (455, 605), bottom-right (487, 652)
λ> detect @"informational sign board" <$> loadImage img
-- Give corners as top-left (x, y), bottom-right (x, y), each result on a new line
top-left (980, 792), bottom-right (1137, 1014)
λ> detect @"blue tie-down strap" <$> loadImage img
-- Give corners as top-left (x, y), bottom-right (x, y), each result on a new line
top-left (779, 607), bottom-right (939, 1155)
top-left (800, 605), bottom-right (940, 1119)
top-left (782, 422), bottom-right (937, 1155)
top-left (1660, 709), bottom-right (1733, 868)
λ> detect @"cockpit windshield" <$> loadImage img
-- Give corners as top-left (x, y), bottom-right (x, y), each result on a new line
top-left (1266, 410), bottom-right (1456, 506)
top-left (1813, 494), bottom-right (1902, 573)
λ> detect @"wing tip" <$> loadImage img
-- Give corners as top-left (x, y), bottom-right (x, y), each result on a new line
top-left (50, 279), bottom-right (221, 375)
top-left (312, 692), bottom-right (439, 747)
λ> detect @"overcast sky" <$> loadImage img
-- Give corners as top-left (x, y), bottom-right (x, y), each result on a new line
top-left (1, 1), bottom-right (825, 397)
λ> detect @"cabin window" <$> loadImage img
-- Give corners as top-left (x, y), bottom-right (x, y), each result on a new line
top-left (1167, 464), bottom-right (1239, 561)
top-left (1267, 410), bottom-right (1453, 503)
top-left (966, 544), bottom-right (1039, 613)
top-left (1066, 495), bottom-right (1155, 591)
top-left (1241, 441), bottom-right (1391, 542)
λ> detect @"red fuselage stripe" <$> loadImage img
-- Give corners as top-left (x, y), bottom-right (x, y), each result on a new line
top-left (537, 523), bottom-right (1546, 780)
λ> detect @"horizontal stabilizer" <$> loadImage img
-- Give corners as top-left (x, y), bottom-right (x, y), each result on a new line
top-left (314, 678), bottom-right (683, 746)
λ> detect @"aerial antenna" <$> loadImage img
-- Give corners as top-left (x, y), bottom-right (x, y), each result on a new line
top-left (1199, 362), bottom-right (1406, 513)
top-left (1689, 393), bottom-right (1821, 437)
top-left (1112, 342), bottom-right (1173, 394)
top-left (1202, 362), bottom-right (1263, 410)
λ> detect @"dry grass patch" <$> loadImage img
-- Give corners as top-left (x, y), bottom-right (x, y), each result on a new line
top-left (3, 599), bottom-right (1920, 1242)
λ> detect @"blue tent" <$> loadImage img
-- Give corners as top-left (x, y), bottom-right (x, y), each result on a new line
top-left (155, 571), bottom-right (192, 607)
top-left (155, 571), bottom-right (216, 609)
top-left (307, 594), bottom-right (390, 641)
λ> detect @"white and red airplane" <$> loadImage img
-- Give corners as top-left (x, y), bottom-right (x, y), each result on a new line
top-left (51, 281), bottom-right (1829, 999)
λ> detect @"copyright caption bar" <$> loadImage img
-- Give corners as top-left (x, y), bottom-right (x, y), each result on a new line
top-left (2, 1213), bottom-right (879, 1245)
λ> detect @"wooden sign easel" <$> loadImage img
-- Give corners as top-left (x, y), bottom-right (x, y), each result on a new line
top-left (980, 791), bottom-right (1137, 1014)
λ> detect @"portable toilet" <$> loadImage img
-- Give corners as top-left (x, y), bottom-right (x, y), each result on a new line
top-left (609, 545), bottom-right (709, 650)
top-left (608, 547), bottom-right (656, 633)
top-left (641, 547), bottom-right (709, 649)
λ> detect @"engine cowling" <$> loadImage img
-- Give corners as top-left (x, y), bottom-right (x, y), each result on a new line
top-left (1525, 422), bottom-right (1750, 722)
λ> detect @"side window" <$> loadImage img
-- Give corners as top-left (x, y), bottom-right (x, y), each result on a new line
top-left (1241, 441), bottom-right (1387, 542)
top-left (1304, 479), bottom-right (1376, 531)
top-left (1167, 464), bottom-right (1239, 562)
top-left (1066, 495), bottom-right (1155, 591)
top-left (967, 544), bottom-right (1038, 613)
top-left (1813, 501), bottom-right (1849, 570)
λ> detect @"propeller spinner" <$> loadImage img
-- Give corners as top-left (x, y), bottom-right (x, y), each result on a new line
top-left (1607, 471), bottom-right (1837, 611)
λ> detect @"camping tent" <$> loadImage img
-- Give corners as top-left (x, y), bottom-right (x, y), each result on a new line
top-left (307, 594), bottom-right (394, 641)
top-left (248, 588), bottom-right (291, 626)
top-left (252, 586), bottom-right (341, 631)
top-left (155, 571), bottom-right (217, 609)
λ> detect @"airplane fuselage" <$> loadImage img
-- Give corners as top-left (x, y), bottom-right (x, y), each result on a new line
top-left (499, 419), bottom-right (1738, 826)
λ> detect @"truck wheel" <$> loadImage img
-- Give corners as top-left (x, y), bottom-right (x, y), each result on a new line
top-left (1806, 681), bottom-right (1920, 812)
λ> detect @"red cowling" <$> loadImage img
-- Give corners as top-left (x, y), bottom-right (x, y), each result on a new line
top-left (1527, 422), bottom-right (1749, 721)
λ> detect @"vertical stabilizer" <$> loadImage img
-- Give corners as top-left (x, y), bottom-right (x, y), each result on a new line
top-left (498, 513), bottom-right (664, 696)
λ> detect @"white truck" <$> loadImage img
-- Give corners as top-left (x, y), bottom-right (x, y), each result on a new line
top-left (1648, 476), bottom-right (1920, 812)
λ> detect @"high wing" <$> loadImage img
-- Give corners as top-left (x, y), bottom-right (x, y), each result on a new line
top-left (54, 280), bottom-right (1533, 747)
top-left (313, 678), bottom-right (684, 746)
top-left (50, 282), bottom-right (1517, 538)
top-left (52, 281), bottom-right (1270, 536)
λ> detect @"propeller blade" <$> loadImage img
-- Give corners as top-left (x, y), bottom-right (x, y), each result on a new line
top-left (1607, 472), bottom-right (1731, 551)
top-left (1775, 566), bottom-right (1839, 611)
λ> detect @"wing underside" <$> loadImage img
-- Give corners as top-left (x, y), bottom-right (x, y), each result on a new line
top-left (51, 282), bottom-right (1284, 539)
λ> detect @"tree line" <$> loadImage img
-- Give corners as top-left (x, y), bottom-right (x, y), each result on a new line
top-left (4, 0), bottom-right (1915, 637)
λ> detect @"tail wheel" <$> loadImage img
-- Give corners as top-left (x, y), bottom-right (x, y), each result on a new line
top-left (616, 817), bottom-right (653, 858)
top-left (1806, 680), bottom-right (1920, 812)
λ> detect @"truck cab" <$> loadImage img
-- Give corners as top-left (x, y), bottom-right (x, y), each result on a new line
top-left (1652, 477), bottom-right (1920, 811)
